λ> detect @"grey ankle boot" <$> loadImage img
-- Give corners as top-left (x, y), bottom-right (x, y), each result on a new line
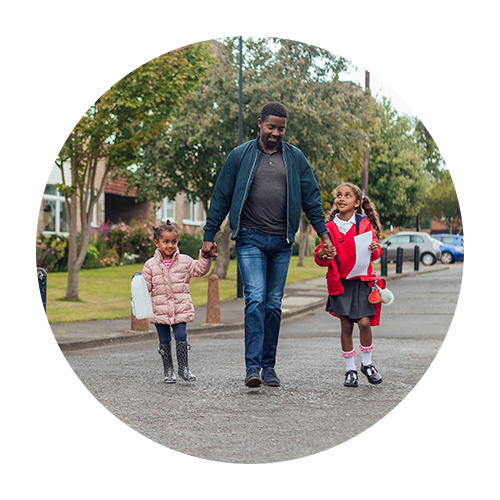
top-left (176, 340), bottom-right (196, 381)
top-left (158, 343), bottom-right (176, 383)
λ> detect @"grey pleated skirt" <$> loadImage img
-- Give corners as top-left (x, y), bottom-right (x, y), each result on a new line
top-left (326, 279), bottom-right (375, 321)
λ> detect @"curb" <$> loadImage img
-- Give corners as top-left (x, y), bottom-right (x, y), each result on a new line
top-left (56, 266), bottom-right (448, 353)
top-left (57, 331), bottom-right (159, 353)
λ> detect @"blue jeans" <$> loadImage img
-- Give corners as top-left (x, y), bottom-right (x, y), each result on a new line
top-left (154, 323), bottom-right (187, 344)
top-left (235, 228), bottom-right (293, 371)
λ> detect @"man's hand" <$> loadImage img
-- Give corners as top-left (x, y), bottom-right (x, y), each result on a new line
top-left (320, 233), bottom-right (335, 259)
top-left (317, 246), bottom-right (337, 260)
top-left (201, 241), bottom-right (218, 258)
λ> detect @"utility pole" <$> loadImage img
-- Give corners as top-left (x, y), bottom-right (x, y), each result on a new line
top-left (361, 70), bottom-right (370, 197)
top-left (238, 36), bottom-right (243, 146)
top-left (237, 36), bottom-right (244, 299)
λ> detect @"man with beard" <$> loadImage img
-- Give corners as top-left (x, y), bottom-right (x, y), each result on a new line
top-left (202, 102), bottom-right (334, 387)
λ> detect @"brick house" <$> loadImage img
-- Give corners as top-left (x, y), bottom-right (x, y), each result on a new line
top-left (38, 40), bottom-right (221, 241)
top-left (38, 163), bottom-right (206, 237)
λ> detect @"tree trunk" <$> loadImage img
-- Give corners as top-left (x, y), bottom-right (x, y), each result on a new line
top-left (211, 220), bottom-right (232, 279)
top-left (65, 189), bottom-right (80, 300)
top-left (66, 237), bottom-right (80, 300)
top-left (65, 189), bottom-right (94, 300)
top-left (297, 217), bottom-right (311, 267)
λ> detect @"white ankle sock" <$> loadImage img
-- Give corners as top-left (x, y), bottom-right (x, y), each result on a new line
top-left (360, 344), bottom-right (373, 366)
top-left (342, 350), bottom-right (356, 371)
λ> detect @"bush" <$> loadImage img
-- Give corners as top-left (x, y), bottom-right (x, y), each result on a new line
top-left (36, 232), bottom-right (121, 271)
top-left (37, 220), bottom-right (204, 272)
top-left (82, 244), bottom-right (100, 269)
top-left (124, 222), bottom-right (157, 263)
top-left (36, 234), bottom-right (69, 272)
top-left (98, 248), bottom-right (120, 267)
top-left (178, 232), bottom-right (203, 259)
top-left (103, 221), bottom-right (156, 264)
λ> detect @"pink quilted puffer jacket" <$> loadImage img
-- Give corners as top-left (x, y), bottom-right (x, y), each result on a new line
top-left (141, 248), bottom-right (211, 325)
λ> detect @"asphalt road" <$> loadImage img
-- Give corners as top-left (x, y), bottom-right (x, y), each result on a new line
top-left (64, 264), bottom-right (462, 464)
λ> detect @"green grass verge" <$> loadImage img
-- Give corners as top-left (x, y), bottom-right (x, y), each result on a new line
top-left (45, 256), bottom-right (334, 323)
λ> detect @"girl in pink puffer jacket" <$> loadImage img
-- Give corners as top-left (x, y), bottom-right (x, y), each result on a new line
top-left (141, 221), bottom-right (212, 383)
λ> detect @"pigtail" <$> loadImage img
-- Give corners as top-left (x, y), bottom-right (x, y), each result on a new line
top-left (361, 196), bottom-right (382, 238)
top-left (326, 205), bottom-right (338, 222)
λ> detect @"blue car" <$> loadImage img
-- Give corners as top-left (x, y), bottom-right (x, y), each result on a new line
top-left (431, 234), bottom-right (464, 264)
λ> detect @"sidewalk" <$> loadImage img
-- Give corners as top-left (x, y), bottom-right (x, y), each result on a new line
top-left (52, 261), bottom-right (450, 352)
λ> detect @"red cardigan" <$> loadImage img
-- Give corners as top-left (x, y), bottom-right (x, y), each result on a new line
top-left (314, 218), bottom-right (385, 326)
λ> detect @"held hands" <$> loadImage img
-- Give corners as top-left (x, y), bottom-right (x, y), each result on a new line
top-left (317, 238), bottom-right (377, 260)
top-left (317, 247), bottom-right (337, 260)
top-left (319, 233), bottom-right (336, 260)
top-left (201, 241), bottom-right (218, 258)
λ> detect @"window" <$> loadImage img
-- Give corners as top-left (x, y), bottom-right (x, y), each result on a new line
top-left (157, 197), bottom-right (176, 222)
top-left (87, 190), bottom-right (101, 228)
top-left (183, 199), bottom-right (205, 226)
top-left (43, 185), bottom-right (101, 233)
top-left (391, 235), bottom-right (410, 244)
top-left (410, 235), bottom-right (424, 243)
top-left (439, 236), bottom-right (457, 244)
top-left (43, 185), bottom-right (69, 234)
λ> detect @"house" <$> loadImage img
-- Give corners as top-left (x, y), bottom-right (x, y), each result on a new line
top-left (38, 163), bottom-right (206, 237)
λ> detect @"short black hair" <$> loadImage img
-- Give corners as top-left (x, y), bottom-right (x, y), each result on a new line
top-left (260, 102), bottom-right (288, 122)
top-left (152, 220), bottom-right (179, 240)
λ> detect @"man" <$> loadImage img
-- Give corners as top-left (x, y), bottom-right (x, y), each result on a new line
top-left (202, 102), bottom-right (334, 387)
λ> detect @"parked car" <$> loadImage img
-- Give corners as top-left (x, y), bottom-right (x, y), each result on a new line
top-left (432, 233), bottom-right (464, 247)
top-left (380, 231), bottom-right (441, 266)
top-left (431, 233), bottom-right (464, 264)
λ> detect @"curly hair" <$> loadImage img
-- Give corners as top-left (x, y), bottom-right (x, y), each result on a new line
top-left (326, 183), bottom-right (382, 237)
top-left (152, 220), bottom-right (179, 240)
top-left (260, 102), bottom-right (288, 121)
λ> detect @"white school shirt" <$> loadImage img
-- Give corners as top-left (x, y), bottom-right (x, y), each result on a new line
top-left (333, 213), bottom-right (356, 235)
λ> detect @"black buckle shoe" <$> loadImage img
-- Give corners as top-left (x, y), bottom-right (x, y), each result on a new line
top-left (344, 370), bottom-right (358, 387)
top-left (361, 364), bottom-right (383, 385)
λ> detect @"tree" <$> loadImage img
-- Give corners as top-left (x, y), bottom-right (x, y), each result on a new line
top-left (423, 169), bottom-right (461, 232)
top-left (128, 37), bottom-right (369, 275)
top-left (55, 43), bottom-right (213, 300)
top-left (362, 98), bottom-right (431, 229)
top-left (124, 40), bottom-right (239, 278)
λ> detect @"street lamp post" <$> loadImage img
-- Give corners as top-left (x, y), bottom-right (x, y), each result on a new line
top-left (238, 36), bottom-right (243, 146)
top-left (361, 36), bottom-right (375, 196)
top-left (237, 36), bottom-right (244, 299)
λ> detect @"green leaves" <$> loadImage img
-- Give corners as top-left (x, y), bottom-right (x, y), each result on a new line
top-left (366, 98), bottom-right (431, 228)
top-left (37, 36), bottom-right (210, 176)
top-left (55, 42), bottom-right (213, 298)
top-left (130, 37), bottom-right (367, 211)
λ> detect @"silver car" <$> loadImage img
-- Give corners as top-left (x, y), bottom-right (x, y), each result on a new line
top-left (380, 231), bottom-right (442, 266)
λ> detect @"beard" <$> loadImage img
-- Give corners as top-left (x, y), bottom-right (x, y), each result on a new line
top-left (261, 134), bottom-right (281, 150)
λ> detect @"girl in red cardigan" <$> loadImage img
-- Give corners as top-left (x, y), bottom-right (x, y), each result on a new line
top-left (315, 183), bottom-right (384, 387)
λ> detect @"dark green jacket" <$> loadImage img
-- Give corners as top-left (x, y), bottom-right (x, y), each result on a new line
top-left (203, 138), bottom-right (327, 243)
